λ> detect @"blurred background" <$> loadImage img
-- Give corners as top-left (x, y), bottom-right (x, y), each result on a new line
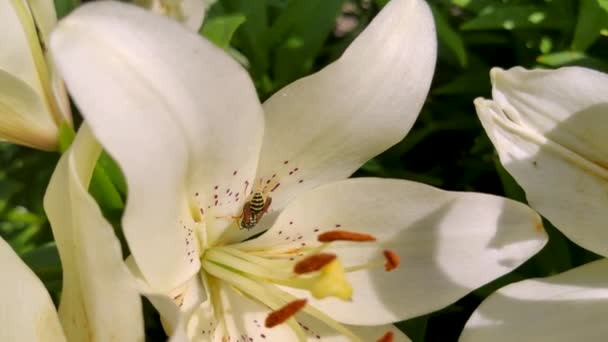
top-left (2, 0), bottom-right (607, 340)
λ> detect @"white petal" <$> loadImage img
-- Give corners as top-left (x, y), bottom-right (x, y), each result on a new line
top-left (44, 125), bottom-right (144, 341)
top-left (214, 282), bottom-right (300, 341)
top-left (50, 1), bottom-right (263, 289)
top-left (297, 312), bottom-right (411, 342)
top-left (0, 69), bottom-right (57, 150)
top-left (255, 0), bottom-right (437, 211)
top-left (460, 258), bottom-right (608, 342)
top-left (237, 178), bottom-right (547, 324)
top-left (0, 0), bottom-right (42, 95)
top-left (491, 66), bottom-right (608, 168)
top-left (0, 238), bottom-right (66, 342)
top-left (476, 68), bottom-right (608, 257)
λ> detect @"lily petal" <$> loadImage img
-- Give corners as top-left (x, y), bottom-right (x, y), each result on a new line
top-left (50, 1), bottom-right (263, 290)
top-left (0, 238), bottom-right (66, 342)
top-left (460, 258), bottom-right (608, 342)
top-left (0, 69), bottom-right (57, 150)
top-left (255, 0), bottom-right (437, 211)
top-left (205, 282), bottom-right (300, 341)
top-left (44, 124), bottom-right (144, 341)
top-left (297, 312), bottom-right (411, 342)
top-left (237, 178), bottom-right (547, 324)
top-left (491, 67), bottom-right (608, 165)
top-left (1, 0), bottom-right (42, 94)
top-left (476, 67), bottom-right (608, 257)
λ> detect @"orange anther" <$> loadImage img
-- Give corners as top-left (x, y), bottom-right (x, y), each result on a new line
top-left (265, 299), bottom-right (307, 328)
top-left (377, 331), bottom-right (393, 342)
top-left (294, 253), bottom-right (337, 274)
top-left (317, 230), bottom-right (376, 242)
top-left (383, 250), bottom-right (400, 271)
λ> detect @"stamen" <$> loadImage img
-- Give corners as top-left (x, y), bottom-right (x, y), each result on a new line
top-left (265, 299), bottom-right (307, 328)
top-left (377, 331), bottom-right (393, 342)
top-left (318, 230), bottom-right (376, 242)
top-left (294, 253), bottom-right (336, 274)
top-left (383, 250), bottom-right (400, 271)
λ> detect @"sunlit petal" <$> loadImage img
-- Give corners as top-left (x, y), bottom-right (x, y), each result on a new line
top-left (44, 125), bottom-right (144, 341)
top-left (460, 258), bottom-right (608, 342)
top-left (0, 70), bottom-right (57, 150)
top-left (50, 1), bottom-right (263, 289)
top-left (255, 0), bottom-right (437, 212)
top-left (237, 178), bottom-right (547, 324)
top-left (476, 67), bottom-right (608, 257)
top-left (0, 238), bottom-right (66, 342)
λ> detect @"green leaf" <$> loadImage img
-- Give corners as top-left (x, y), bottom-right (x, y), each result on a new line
top-left (57, 122), bottom-right (75, 153)
top-left (431, 4), bottom-right (468, 67)
top-left (200, 14), bottom-right (247, 49)
top-left (222, 0), bottom-right (270, 76)
top-left (433, 70), bottom-right (490, 95)
top-left (537, 50), bottom-right (587, 66)
top-left (599, 0), bottom-right (608, 12)
top-left (54, 0), bottom-right (80, 19)
top-left (571, 0), bottom-right (608, 51)
top-left (268, 0), bottom-right (344, 88)
top-left (461, 5), bottom-right (569, 31)
top-left (21, 243), bottom-right (62, 281)
top-left (98, 151), bottom-right (127, 196)
top-left (89, 160), bottom-right (124, 211)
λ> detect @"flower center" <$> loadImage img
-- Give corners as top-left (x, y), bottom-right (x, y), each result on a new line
top-left (199, 229), bottom-right (399, 340)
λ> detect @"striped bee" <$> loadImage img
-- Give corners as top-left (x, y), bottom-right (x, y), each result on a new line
top-left (240, 192), bottom-right (272, 230)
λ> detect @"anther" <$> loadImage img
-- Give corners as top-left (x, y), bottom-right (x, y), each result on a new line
top-left (294, 253), bottom-right (336, 274)
top-left (383, 250), bottom-right (400, 271)
top-left (265, 299), bottom-right (307, 328)
top-left (317, 230), bottom-right (376, 242)
top-left (377, 331), bottom-right (393, 342)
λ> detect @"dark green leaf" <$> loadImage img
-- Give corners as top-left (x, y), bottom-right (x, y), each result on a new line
top-left (431, 4), bottom-right (468, 67)
top-left (461, 5), bottom-right (569, 31)
top-left (571, 0), bottom-right (608, 51)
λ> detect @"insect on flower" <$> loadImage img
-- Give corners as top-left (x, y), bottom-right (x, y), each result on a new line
top-left (240, 191), bottom-right (272, 230)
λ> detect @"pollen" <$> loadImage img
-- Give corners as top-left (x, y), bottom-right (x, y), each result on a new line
top-left (294, 253), bottom-right (336, 274)
top-left (318, 230), bottom-right (376, 242)
top-left (377, 331), bottom-right (393, 342)
top-left (383, 250), bottom-right (400, 271)
top-left (265, 299), bottom-right (307, 328)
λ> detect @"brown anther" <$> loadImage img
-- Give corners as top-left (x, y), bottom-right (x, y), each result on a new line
top-left (377, 331), bottom-right (393, 342)
top-left (383, 250), bottom-right (400, 271)
top-left (265, 299), bottom-right (307, 328)
top-left (317, 230), bottom-right (376, 242)
top-left (293, 253), bottom-right (337, 274)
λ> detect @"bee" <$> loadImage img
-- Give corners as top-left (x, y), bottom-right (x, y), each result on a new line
top-left (240, 192), bottom-right (272, 230)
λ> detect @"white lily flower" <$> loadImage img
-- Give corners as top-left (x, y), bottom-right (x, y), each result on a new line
top-left (50, 1), bottom-right (547, 340)
top-left (134, 0), bottom-right (215, 31)
top-left (462, 66), bottom-right (608, 341)
top-left (474, 66), bottom-right (608, 258)
top-left (0, 0), bottom-right (71, 150)
top-left (1, 125), bottom-right (143, 341)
